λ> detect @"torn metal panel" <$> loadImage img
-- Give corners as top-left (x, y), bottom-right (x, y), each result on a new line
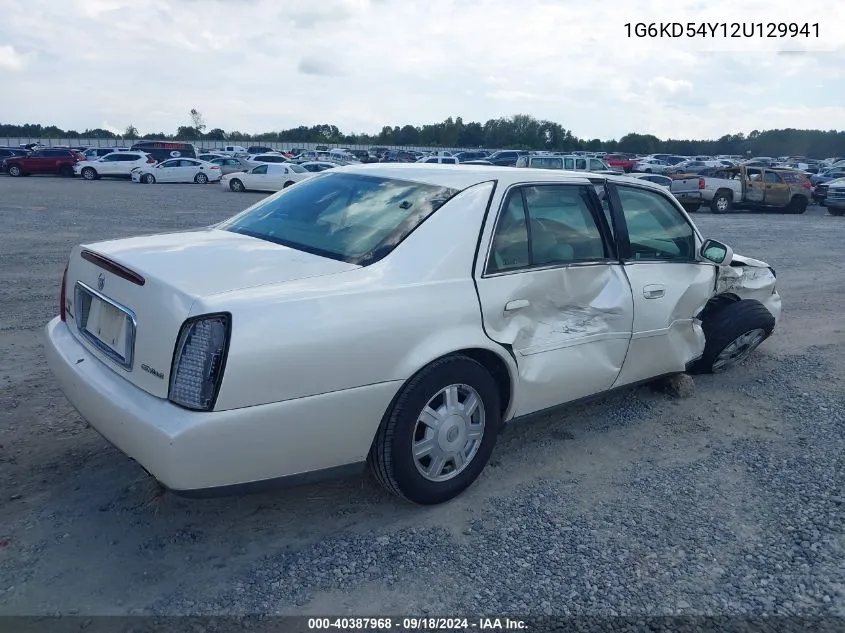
top-left (715, 253), bottom-right (781, 323)
top-left (476, 263), bottom-right (634, 417)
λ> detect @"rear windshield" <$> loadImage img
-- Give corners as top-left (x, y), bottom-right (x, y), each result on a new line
top-left (218, 172), bottom-right (461, 264)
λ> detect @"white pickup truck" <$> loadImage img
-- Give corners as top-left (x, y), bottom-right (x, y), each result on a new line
top-left (218, 145), bottom-right (249, 157)
top-left (694, 166), bottom-right (811, 214)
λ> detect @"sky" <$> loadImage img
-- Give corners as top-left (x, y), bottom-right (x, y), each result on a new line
top-left (1, 0), bottom-right (844, 141)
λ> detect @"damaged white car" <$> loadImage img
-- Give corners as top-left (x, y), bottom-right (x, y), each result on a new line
top-left (44, 165), bottom-right (781, 505)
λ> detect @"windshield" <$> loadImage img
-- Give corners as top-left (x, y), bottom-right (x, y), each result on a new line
top-left (217, 172), bottom-right (461, 264)
top-left (288, 164), bottom-right (308, 173)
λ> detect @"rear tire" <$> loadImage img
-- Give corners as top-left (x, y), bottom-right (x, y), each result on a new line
top-left (787, 197), bottom-right (807, 214)
top-left (81, 167), bottom-right (97, 181)
top-left (59, 165), bottom-right (74, 177)
top-left (689, 299), bottom-right (775, 374)
top-left (283, 181), bottom-right (294, 188)
top-left (229, 178), bottom-right (244, 192)
top-left (368, 355), bottom-right (500, 505)
top-left (828, 208), bottom-right (845, 217)
top-left (710, 192), bottom-right (732, 214)
top-left (194, 172), bottom-right (208, 184)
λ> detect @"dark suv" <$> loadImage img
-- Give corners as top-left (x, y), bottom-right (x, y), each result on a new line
top-left (486, 150), bottom-right (528, 166)
top-left (3, 148), bottom-right (86, 177)
top-left (0, 147), bottom-right (28, 173)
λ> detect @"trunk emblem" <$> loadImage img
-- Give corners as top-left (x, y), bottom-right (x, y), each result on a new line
top-left (97, 273), bottom-right (105, 291)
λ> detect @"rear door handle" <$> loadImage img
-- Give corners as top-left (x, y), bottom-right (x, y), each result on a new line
top-left (642, 284), bottom-right (665, 299)
top-left (504, 299), bottom-right (530, 312)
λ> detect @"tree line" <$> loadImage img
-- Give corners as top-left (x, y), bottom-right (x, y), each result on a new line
top-left (1, 114), bottom-right (843, 157)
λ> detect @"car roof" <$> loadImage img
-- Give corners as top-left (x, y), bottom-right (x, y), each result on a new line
top-left (337, 163), bottom-right (669, 193)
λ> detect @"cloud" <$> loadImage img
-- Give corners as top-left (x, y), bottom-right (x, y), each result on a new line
top-left (0, 0), bottom-right (843, 140)
top-left (0, 45), bottom-right (28, 72)
top-left (297, 56), bottom-right (344, 77)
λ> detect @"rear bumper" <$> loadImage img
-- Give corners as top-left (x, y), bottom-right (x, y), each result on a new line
top-left (44, 317), bottom-right (399, 493)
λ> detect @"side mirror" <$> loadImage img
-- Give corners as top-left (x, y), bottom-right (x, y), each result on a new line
top-left (700, 238), bottom-right (733, 265)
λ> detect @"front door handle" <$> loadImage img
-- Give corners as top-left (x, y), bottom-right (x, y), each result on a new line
top-left (504, 299), bottom-right (530, 312)
top-left (643, 284), bottom-right (665, 299)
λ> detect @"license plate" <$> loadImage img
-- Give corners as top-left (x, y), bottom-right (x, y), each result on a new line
top-left (85, 297), bottom-right (128, 355)
top-left (75, 282), bottom-right (135, 369)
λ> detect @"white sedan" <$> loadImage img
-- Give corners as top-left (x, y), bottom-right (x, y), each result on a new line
top-left (131, 158), bottom-right (222, 184)
top-left (44, 165), bottom-right (781, 504)
top-left (74, 151), bottom-right (156, 180)
top-left (221, 163), bottom-right (312, 192)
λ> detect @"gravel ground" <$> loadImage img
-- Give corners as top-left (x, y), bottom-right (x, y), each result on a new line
top-left (0, 176), bottom-right (843, 620)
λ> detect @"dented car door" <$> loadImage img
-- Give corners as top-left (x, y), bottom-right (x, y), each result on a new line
top-left (475, 183), bottom-right (634, 417)
top-left (606, 183), bottom-right (715, 386)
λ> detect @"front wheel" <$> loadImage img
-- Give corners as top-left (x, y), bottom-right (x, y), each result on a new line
top-left (8, 165), bottom-right (22, 177)
top-left (229, 178), bottom-right (244, 192)
top-left (368, 355), bottom-right (501, 505)
top-left (689, 300), bottom-right (775, 374)
top-left (194, 172), bottom-right (209, 184)
top-left (141, 174), bottom-right (155, 184)
top-left (81, 167), bottom-right (97, 181)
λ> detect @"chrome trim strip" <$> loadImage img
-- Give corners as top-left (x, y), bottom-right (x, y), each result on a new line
top-left (519, 331), bottom-right (631, 356)
top-left (74, 281), bottom-right (137, 371)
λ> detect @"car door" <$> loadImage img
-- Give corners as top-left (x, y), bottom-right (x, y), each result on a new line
top-left (154, 159), bottom-right (180, 182)
top-left (96, 153), bottom-right (121, 175)
top-left (174, 159), bottom-right (200, 182)
top-left (744, 168), bottom-right (765, 202)
top-left (605, 183), bottom-right (714, 386)
top-left (243, 165), bottom-right (269, 190)
top-left (762, 170), bottom-right (790, 207)
top-left (475, 183), bottom-right (634, 417)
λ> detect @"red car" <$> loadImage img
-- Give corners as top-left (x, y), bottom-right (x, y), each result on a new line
top-left (3, 148), bottom-right (86, 177)
top-left (605, 153), bottom-right (636, 173)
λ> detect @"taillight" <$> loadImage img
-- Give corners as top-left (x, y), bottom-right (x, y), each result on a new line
top-left (147, 158), bottom-right (156, 164)
top-left (803, 180), bottom-right (811, 189)
top-left (698, 177), bottom-right (705, 189)
top-left (59, 263), bottom-right (68, 321)
top-left (168, 314), bottom-right (231, 411)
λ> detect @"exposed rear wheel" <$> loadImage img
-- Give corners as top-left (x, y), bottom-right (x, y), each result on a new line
top-left (368, 355), bottom-right (500, 504)
top-left (690, 300), bottom-right (775, 374)
top-left (711, 192), bottom-right (732, 214)
top-left (787, 197), bottom-right (807, 214)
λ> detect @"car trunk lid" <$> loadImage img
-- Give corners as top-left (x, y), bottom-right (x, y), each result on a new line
top-left (63, 229), bottom-right (359, 398)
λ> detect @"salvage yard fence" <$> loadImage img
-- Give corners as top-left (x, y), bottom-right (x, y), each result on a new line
top-left (0, 138), bottom-right (477, 154)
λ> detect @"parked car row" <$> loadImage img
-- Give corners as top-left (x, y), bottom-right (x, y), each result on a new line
top-left (3, 143), bottom-right (843, 216)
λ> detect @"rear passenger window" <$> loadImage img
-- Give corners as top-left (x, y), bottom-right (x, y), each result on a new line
top-left (486, 192), bottom-right (530, 273)
top-left (522, 186), bottom-right (609, 264)
top-left (616, 186), bottom-right (695, 262)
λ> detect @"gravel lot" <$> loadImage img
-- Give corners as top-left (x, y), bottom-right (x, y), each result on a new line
top-left (0, 176), bottom-right (843, 619)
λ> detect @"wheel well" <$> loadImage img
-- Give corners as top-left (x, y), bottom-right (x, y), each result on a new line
top-left (697, 293), bottom-right (740, 321)
top-left (715, 188), bottom-right (733, 199)
top-left (451, 348), bottom-right (512, 416)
